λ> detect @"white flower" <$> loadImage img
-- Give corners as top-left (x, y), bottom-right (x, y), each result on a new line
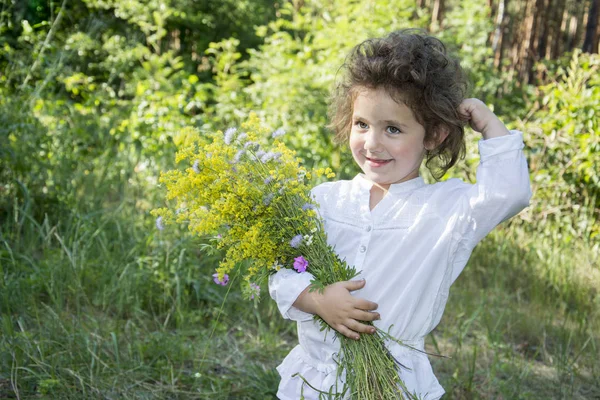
top-left (155, 216), bottom-right (165, 231)
top-left (303, 235), bottom-right (313, 246)
top-left (224, 127), bottom-right (237, 145)
top-left (271, 261), bottom-right (282, 271)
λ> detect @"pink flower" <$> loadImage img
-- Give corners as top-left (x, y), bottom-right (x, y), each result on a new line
top-left (293, 256), bottom-right (308, 273)
top-left (212, 273), bottom-right (229, 286)
top-left (249, 283), bottom-right (260, 299)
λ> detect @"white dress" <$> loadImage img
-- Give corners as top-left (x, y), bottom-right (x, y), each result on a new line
top-left (269, 131), bottom-right (532, 399)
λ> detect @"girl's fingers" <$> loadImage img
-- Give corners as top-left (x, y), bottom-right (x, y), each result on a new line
top-left (352, 310), bottom-right (380, 322)
top-left (356, 299), bottom-right (378, 311)
top-left (346, 319), bottom-right (377, 335)
top-left (342, 279), bottom-right (366, 292)
top-left (336, 325), bottom-right (360, 340)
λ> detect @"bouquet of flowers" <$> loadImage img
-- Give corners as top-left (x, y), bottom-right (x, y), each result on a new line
top-left (152, 113), bottom-right (420, 399)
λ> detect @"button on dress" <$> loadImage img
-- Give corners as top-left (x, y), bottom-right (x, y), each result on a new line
top-left (269, 131), bottom-right (532, 399)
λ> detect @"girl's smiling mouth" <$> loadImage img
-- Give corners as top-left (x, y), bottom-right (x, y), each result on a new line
top-left (365, 156), bottom-right (393, 167)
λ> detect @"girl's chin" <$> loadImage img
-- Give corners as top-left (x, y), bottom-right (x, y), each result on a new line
top-left (362, 171), bottom-right (392, 184)
top-left (362, 170), bottom-right (419, 186)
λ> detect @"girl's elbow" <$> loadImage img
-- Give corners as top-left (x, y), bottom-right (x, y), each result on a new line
top-left (508, 183), bottom-right (532, 215)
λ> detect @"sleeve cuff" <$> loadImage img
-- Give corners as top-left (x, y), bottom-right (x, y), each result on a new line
top-left (268, 269), bottom-right (315, 321)
top-left (478, 129), bottom-right (524, 161)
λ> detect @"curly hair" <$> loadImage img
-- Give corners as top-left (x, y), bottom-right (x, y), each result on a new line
top-left (328, 28), bottom-right (469, 179)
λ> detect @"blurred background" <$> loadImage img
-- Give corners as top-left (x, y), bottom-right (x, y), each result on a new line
top-left (0, 0), bottom-right (598, 398)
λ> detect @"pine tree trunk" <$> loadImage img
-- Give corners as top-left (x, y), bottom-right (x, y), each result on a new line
top-left (583, 0), bottom-right (600, 52)
top-left (574, 0), bottom-right (589, 51)
top-left (520, 0), bottom-right (539, 83)
top-left (492, 0), bottom-right (507, 69)
top-left (430, 0), bottom-right (445, 30)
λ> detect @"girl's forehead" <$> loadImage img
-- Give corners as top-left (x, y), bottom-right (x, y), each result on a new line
top-left (353, 88), bottom-right (415, 119)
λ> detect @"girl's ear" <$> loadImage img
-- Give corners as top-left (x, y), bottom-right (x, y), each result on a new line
top-left (425, 126), bottom-right (450, 151)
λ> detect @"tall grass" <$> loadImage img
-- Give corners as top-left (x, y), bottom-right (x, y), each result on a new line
top-left (0, 142), bottom-right (598, 400)
top-left (429, 220), bottom-right (599, 399)
top-left (0, 192), bottom-right (291, 399)
top-left (2, 187), bottom-right (598, 399)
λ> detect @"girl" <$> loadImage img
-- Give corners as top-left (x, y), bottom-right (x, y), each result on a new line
top-left (268, 29), bottom-right (531, 399)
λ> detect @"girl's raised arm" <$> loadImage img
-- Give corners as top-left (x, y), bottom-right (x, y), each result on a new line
top-left (447, 100), bottom-right (532, 282)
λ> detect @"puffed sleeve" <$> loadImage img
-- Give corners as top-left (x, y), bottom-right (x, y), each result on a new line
top-left (451, 130), bottom-right (532, 282)
top-left (268, 268), bottom-right (315, 321)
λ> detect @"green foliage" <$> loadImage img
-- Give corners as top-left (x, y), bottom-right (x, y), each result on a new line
top-left (0, 0), bottom-right (599, 398)
top-left (202, 0), bottom-right (426, 178)
top-left (517, 50), bottom-right (600, 243)
top-left (436, 0), bottom-right (497, 98)
top-left (0, 0), bottom-right (275, 216)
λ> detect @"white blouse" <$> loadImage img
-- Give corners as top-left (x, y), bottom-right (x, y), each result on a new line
top-left (269, 131), bottom-right (532, 400)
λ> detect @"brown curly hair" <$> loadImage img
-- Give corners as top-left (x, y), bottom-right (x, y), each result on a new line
top-left (328, 28), bottom-right (469, 179)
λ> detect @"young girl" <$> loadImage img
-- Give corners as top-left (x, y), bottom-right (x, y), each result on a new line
top-left (268, 29), bottom-right (531, 399)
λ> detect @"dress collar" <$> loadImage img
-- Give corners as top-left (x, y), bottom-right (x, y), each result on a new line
top-left (354, 173), bottom-right (426, 194)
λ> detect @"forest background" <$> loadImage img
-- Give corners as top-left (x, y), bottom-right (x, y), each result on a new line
top-left (0, 0), bottom-right (598, 398)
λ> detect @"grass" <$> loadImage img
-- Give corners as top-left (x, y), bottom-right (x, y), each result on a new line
top-left (1, 193), bottom-right (598, 399)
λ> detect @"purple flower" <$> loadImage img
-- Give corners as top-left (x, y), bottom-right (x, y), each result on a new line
top-left (244, 141), bottom-right (259, 150)
top-left (290, 234), bottom-right (303, 248)
top-left (260, 152), bottom-right (274, 163)
top-left (293, 256), bottom-right (308, 273)
top-left (224, 127), bottom-right (237, 145)
top-left (249, 282), bottom-right (260, 299)
top-left (155, 216), bottom-right (165, 231)
top-left (271, 128), bottom-right (286, 138)
top-left (212, 273), bottom-right (229, 286)
top-left (192, 160), bottom-right (200, 173)
top-left (233, 150), bottom-right (245, 163)
top-left (263, 193), bottom-right (275, 206)
top-left (236, 132), bottom-right (247, 142)
top-left (302, 203), bottom-right (316, 211)
top-left (260, 152), bottom-right (282, 163)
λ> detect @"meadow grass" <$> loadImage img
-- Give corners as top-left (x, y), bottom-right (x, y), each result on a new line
top-left (1, 195), bottom-right (598, 399)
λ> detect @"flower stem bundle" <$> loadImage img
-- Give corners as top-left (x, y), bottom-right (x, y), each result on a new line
top-left (152, 113), bottom-right (419, 399)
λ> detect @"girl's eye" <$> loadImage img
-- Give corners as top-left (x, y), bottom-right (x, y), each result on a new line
top-left (387, 126), bottom-right (401, 134)
top-left (356, 121), bottom-right (368, 129)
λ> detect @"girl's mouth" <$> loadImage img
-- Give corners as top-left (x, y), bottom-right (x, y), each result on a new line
top-left (365, 157), bottom-right (392, 167)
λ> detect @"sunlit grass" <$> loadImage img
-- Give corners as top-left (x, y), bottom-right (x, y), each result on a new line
top-left (1, 193), bottom-right (598, 399)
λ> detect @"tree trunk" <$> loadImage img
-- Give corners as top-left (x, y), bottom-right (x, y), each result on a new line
top-left (492, 0), bottom-right (508, 70)
top-left (430, 0), bottom-right (445, 30)
top-left (564, 1), bottom-right (577, 52)
top-left (552, 0), bottom-right (568, 59)
top-left (519, 0), bottom-right (539, 83)
top-left (583, 0), bottom-right (599, 52)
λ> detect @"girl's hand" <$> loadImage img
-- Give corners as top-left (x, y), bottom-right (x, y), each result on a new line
top-left (293, 279), bottom-right (380, 340)
top-left (458, 98), bottom-right (510, 140)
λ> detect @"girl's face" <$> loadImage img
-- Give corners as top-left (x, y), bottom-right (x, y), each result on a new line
top-left (349, 87), bottom-right (430, 190)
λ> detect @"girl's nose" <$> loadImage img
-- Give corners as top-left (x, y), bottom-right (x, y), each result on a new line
top-left (364, 130), bottom-right (383, 152)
